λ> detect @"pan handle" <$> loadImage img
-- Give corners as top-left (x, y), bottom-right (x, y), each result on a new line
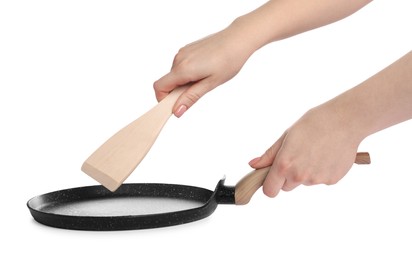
top-left (234, 152), bottom-right (371, 205)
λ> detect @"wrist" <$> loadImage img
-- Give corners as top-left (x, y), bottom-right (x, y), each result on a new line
top-left (319, 93), bottom-right (372, 144)
top-left (229, 14), bottom-right (273, 55)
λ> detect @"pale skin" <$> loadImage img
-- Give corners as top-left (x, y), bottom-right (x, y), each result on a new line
top-left (249, 51), bottom-right (412, 197)
top-left (154, 0), bottom-right (412, 197)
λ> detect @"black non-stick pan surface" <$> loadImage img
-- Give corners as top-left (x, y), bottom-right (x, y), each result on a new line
top-left (27, 178), bottom-right (235, 231)
top-left (27, 153), bottom-right (370, 231)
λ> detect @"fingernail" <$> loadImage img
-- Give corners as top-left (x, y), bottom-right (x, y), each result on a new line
top-left (248, 157), bottom-right (261, 167)
top-left (175, 105), bottom-right (187, 118)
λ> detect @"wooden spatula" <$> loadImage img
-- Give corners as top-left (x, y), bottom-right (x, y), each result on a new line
top-left (82, 86), bottom-right (187, 192)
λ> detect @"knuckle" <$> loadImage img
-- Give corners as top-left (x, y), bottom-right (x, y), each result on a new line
top-left (173, 48), bottom-right (192, 67)
top-left (290, 173), bottom-right (306, 183)
top-left (305, 178), bottom-right (321, 186)
top-left (325, 178), bottom-right (339, 185)
top-left (172, 59), bottom-right (195, 80)
top-left (184, 90), bottom-right (202, 105)
top-left (274, 158), bottom-right (292, 177)
top-left (153, 80), bottom-right (160, 90)
top-left (304, 178), bottom-right (317, 186)
top-left (174, 48), bottom-right (186, 61)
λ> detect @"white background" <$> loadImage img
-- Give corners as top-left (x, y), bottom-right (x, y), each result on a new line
top-left (1, 0), bottom-right (412, 259)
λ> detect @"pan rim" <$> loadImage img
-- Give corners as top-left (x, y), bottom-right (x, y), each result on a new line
top-left (27, 182), bottom-right (218, 231)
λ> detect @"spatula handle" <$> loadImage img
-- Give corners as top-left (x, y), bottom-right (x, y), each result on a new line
top-left (234, 152), bottom-right (370, 205)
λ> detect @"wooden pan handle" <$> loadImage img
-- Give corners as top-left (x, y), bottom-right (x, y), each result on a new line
top-left (353, 152), bottom-right (371, 164)
top-left (234, 152), bottom-right (370, 205)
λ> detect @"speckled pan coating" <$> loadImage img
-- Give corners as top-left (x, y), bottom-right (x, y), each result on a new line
top-left (27, 180), bottom-right (235, 231)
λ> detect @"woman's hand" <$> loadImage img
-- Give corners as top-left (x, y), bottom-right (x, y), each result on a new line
top-left (153, 0), bottom-right (372, 118)
top-left (249, 102), bottom-right (364, 198)
top-left (249, 50), bottom-right (412, 198)
top-left (154, 24), bottom-right (254, 117)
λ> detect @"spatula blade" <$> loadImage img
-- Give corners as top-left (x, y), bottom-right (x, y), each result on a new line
top-left (81, 87), bottom-right (187, 191)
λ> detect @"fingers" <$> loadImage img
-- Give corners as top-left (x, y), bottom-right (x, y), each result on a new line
top-left (261, 153), bottom-right (305, 198)
top-left (248, 131), bottom-right (345, 198)
top-left (154, 72), bottom-right (209, 117)
top-left (252, 150), bottom-right (353, 199)
top-left (262, 170), bottom-right (285, 198)
top-left (249, 133), bottom-right (288, 198)
top-left (262, 146), bottom-right (302, 197)
top-left (153, 71), bottom-right (193, 102)
top-left (172, 80), bottom-right (213, 117)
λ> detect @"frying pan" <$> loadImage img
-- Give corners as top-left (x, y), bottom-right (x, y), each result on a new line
top-left (27, 153), bottom-right (370, 231)
top-left (27, 168), bottom-right (265, 231)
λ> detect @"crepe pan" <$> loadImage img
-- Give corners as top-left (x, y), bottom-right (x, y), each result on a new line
top-left (27, 153), bottom-right (370, 231)
top-left (27, 167), bottom-right (269, 231)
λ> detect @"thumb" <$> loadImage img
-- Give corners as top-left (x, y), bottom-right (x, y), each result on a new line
top-left (249, 133), bottom-right (286, 169)
top-left (173, 80), bottom-right (213, 118)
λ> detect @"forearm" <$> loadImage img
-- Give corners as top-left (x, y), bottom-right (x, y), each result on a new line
top-left (153, 0), bottom-right (373, 114)
top-left (326, 51), bottom-right (412, 140)
top-left (229, 0), bottom-right (372, 53)
top-left (250, 51), bottom-right (412, 196)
